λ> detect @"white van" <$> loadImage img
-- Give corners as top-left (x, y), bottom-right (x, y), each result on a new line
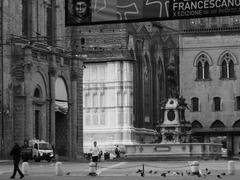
top-left (29, 140), bottom-right (54, 162)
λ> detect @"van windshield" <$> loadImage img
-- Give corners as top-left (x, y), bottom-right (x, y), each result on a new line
top-left (39, 143), bottom-right (52, 150)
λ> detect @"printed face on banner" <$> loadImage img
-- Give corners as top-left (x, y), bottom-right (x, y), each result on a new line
top-left (66, 0), bottom-right (92, 24)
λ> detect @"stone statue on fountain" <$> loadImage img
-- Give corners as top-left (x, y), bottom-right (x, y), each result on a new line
top-left (159, 97), bottom-right (191, 144)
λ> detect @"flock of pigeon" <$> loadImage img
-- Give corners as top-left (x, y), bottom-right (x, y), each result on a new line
top-left (136, 168), bottom-right (227, 178)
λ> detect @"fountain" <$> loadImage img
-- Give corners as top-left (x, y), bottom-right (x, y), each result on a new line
top-left (125, 98), bottom-right (222, 160)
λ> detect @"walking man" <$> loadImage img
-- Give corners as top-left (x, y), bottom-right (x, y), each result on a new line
top-left (115, 145), bottom-right (120, 158)
top-left (10, 143), bottom-right (24, 179)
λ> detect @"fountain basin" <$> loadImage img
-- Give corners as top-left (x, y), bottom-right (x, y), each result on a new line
top-left (125, 143), bottom-right (222, 160)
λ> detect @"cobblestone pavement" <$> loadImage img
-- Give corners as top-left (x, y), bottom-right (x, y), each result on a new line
top-left (0, 159), bottom-right (240, 180)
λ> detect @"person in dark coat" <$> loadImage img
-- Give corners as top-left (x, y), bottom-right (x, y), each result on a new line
top-left (10, 143), bottom-right (24, 179)
top-left (115, 145), bottom-right (120, 158)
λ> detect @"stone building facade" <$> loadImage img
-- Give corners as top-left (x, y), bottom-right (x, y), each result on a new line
top-left (180, 16), bottom-right (240, 156)
top-left (0, 0), bottom-right (83, 159)
top-left (80, 22), bottom-right (179, 151)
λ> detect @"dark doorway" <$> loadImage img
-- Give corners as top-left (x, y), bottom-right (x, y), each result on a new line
top-left (55, 112), bottom-right (68, 157)
top-left (35, 110), bottom-right (40, 139)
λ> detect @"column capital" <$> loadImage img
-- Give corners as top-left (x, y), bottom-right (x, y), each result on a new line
top-left (48, 67), bottom-right (57, 76)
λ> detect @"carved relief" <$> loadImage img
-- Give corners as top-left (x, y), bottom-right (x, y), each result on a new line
top-left (11, 62), bottom-right (24, 82)
top-left (14, 104), bottom-right (23, 111)
top-left (13, 83), bottom-right (24, 96)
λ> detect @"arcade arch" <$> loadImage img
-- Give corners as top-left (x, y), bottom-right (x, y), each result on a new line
top-left (32, 72), bottom-right (48, 140)
top-left (55, 77), bottom-right (69, 156)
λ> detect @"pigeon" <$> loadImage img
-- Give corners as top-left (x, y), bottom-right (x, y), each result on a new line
top-left (161, 173), bottom-right (167, 177)
top-left (66, 172), bottom-right (71, 175)
top-left (186, 170), bottom-right (191, 176)
top-left (172, 172), bottom-right (177, 176)
top-left (149, 170), bottom-right (152, 173)
top-left (217, 175), bottom-right (222, 178)
top-left (197, 173), bottom-right (201, 177)
top-left (136, 169), bottom-right (142, 173)
top-left (221, 173), bottom-right (226, 176)
top-left (207, 171), bottom-right (211, 175)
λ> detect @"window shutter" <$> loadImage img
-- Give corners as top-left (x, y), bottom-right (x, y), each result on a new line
top-left (199, 100), bottom-right (201, 112)
top-left (220, 100), bottom-right (223, 111)
top-left (190, 99), bottom-right (193, 112)
top-left (234, 97), bottom-right (236, 111)
top-left (211, 99), bottom-right (214, 111)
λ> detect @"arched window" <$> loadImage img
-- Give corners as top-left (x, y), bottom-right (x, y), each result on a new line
top-left (191, 97), bottom-right (199, 112)
top-left (143, 54), bottom-right (152, 124)
top-left (85, 94), bottom-right (90, 107)
top-left (117, 91), bottom-right (122, 106)
top-left (192, 120), bottom-right (203, 128)
top-left (34, 88), bottom-right (41, 98)
top-left (221, 53), bottom-right (235, 79)
top-left (100, 93), bottom-right (105, 107)
top-left (196, 54), bottom-right (210, 80)
top-left (233, 120), bottom-right (240, 128)
top-left (210, 120), bottom-right (225, 128)
top-left (213, 97), bottom-right (221, 111)
top-left (93, 93), bottom-right (97, 107)
top-left (81, 38), bottom-right (85, 45)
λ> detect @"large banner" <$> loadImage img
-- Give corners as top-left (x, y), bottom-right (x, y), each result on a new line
top-left (65, 0), bottom-right (240, 26)
top-left (170, 0), bottom-right (240, 19)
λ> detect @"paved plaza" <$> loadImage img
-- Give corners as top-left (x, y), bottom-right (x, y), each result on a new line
top-left (0, 159), bottom-right (240, 180)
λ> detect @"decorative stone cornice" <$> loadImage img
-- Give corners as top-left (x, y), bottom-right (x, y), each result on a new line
top-left (9, 36), bottom-right (72, 57)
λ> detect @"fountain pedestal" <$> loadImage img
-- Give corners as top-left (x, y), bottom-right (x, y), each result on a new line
top-left (160, 98), bottom-right (191, 144)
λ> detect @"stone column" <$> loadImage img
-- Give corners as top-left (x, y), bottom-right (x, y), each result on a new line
top-left (76, 56), bottom-right (84, 159)
top-left (204, 134), bottom-right (210, 143)
top-left (70, 57), bottom-right (78, 159)
top-left (49, 54), bottom-right (56, 147)
top-left (227, 133), bottom-right (233, 157)
top-left (24, 47), bottom-right (33, 140)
